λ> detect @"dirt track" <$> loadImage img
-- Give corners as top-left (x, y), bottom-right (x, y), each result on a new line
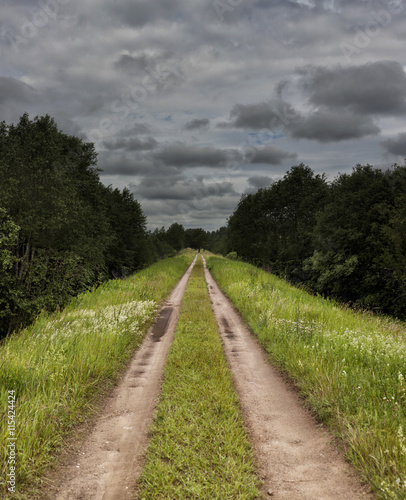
top-left (52, 254), bottom-right (373, 499)
top-left (53, 257), bottom-right (196, 500)
top-left (203, 256), bottom-right (372, 499)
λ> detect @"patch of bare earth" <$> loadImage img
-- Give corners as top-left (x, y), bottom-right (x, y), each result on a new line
top-left (49, 257), bottom-right (196, 500)
top-left (203, 257), bottom-right (373, 500)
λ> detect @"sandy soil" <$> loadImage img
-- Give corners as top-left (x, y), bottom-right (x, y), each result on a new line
top-left (52, 256), bottom-right (196, 500)
top-left (203, 257), bottom-right (373, 499)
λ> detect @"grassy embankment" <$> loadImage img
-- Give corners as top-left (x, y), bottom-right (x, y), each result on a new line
top-left (0, 250), bottom-right (195, 499)
top-left (137, 255), bottom-right (261, 499)
top-left (207, 255), bottom-right (406, 499)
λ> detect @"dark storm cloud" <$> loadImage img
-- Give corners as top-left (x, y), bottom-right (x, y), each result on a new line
top-left (0, 76), bottom-right (36, 104)
top-left (114, 53), bottom-right (151, 74)
top-left (248, 175), bottom-right (273, 187)
top-left (97, 153), bottom-right (178, 177)
top-left (244, 175), bottom-right (274, 193)
top-left (98, 141), bottom-right (245, 178)
top-left (2, 0), bottom-right (406, 230)
top-left (290, 108), bottom-right (380, 142)
top-left (133, 176), bottom-right (238, 201)
top-left (114, 51), bottom-right (176, 75)
top-left (107, 0), bottom-right (184, 27)
top-left (138, 195), bottom-right (240, 230)
top-left (103, 136), bottom-right (158, 151)
top-left (249, 145), bottom-right (297, 164)
top-left (224, 99), bottom-right (380, 142)
top-left (97, 156), bottom-right (142, 176)
top-left (113, 50), bottom-right (185, 91)
top-left (225, 60), bottom-right (406, 142)
top-left (153, 143), bottom-right (241, 167)
top-left (183, 118), bottom-right (210, 131)
top-left (121, 124), bottom-right (152, 135)
top-left (298, 61), bottom-right (406, 115)
top-left (224, 60), bottom-right (406, 144)
top-left (381, 132), bottom-right (406, 156)
top-left (226, 101), bottom-right (299, 131)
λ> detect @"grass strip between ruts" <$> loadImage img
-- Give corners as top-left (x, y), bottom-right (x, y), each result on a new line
top-left (137, 255), bottom-right (261, 499)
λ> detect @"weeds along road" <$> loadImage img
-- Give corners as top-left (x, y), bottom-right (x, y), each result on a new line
top-left (53, 256), bottom-right (197, 500)
top-left (53, 253), bottom-right (371, 499)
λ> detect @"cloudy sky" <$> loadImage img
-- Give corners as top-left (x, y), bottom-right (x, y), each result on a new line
top-left (1, 0), bottom-right (406, 230)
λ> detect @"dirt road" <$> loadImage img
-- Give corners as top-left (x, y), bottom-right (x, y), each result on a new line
top-left (51, 253), bottom-right (372, 499)
top-left (53, 257), bottom-right (196, 500)
top-left (203, 257), bottom-right (372, 499)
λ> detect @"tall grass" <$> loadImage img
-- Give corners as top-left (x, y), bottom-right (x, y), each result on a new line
top-left (137, 256), bottom-right (261, 499)
top-left (207, 256), bottom-right (406, 499)
top-left (0, 251), bottom-right (195, 498)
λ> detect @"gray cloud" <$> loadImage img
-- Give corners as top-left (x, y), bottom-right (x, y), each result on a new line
top-left (114, 53), bottom-right (151, 74)
top-left (184, 118), bottom-right (210, 131)
top-left (249, 145), bottom-right (297, 164)
top-left (244, 175), bottom-right (274, 193)
top-left (0, 76), bottom-right (36, 104)
top-left (224, 60), bottom-right (406, 143)
top-left (247, 175), bottom-right (273, 188)
top-left (153, 143), bottom-right (242, 167)
top-left (132, 176), bottom-right (238, 201)
top-left (107, 0), bottom-right (183, 27)
top-left (121, 124), bottom-right (152, 135)
top-left (97, 153), bottom-right (178, 177)
top-left (298, 61), bottom-right (406, 115)
top-left (2, 0), bottom-right (406, 229)
top-left (225, 99), bottom-right (380, 142)
top-left (381, 132), bottom-right (406, 156)
top-left (227, 101), bottom-right (299, 130)
top-left (130, 174), bottom-right (240, 230)
top-left (139, 196), bottom-right (240, 230)
top-left (104, 136), bottom-right (158, 151)
top-left (290, 108), bottom-right (380, 142)
top-left (114, 50), bottom-right (178, 77)
top-left (98, 155), bottom-right (142, 176)
top-left (112, 50), bottom-right (185, 94)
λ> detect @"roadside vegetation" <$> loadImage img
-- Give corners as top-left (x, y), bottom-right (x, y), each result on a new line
top-left (227, 163), bottom-right (406, 319)
top-left (0, 251), bottom-right (194, 498)
top-left (137, 255), bottom-right (261, 499)
top-left (207, 255), bottom-right (406, 499)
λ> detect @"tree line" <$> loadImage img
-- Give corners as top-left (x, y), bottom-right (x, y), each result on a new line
top-left (150, 224), bottom-right (227, 257)
top-left (5, 112), bottom-right (402, 333)
top-left (226, 163), bottom-right (406, 319)
top-left (0, 113), bottom-right (229, 338)
top-left (0, 114), bottom-right (154, 336)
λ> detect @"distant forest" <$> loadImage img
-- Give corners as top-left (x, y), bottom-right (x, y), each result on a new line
top-left (0, 114), bottom-right (223, 338)
top-left (226, 163), bottom-right (406, 320)
top-left (1, 114), bottom-right (405, 337)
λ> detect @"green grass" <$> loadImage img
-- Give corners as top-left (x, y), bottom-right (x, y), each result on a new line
top-left (207, 255), bottom-right (406, 499)
top-left (0, 251), bottom-right (195, 499)
top-left (137, 255), bottom-right (261, 499)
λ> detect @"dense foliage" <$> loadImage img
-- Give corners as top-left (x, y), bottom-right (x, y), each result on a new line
top-left (227, 163), bottom-right (406, 319)
top-left (0, 114), bottom-right (149, 337)
top-left (148, 225), bottom-right (228, 258)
